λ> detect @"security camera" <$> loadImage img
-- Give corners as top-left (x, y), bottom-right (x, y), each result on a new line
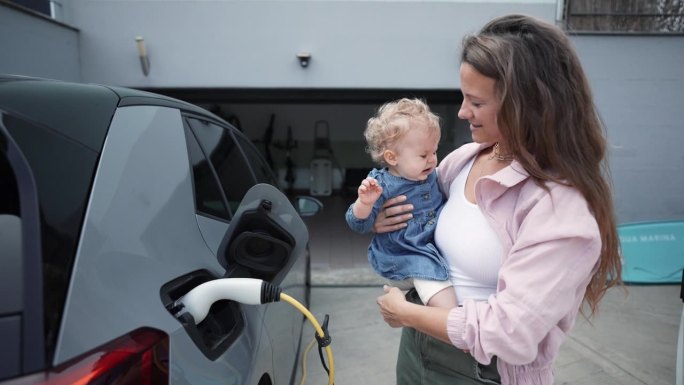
top-left (296, 52), bottom-right (311, 68)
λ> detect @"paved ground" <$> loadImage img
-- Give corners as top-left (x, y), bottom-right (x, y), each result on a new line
top-left (301, 284), bottom-right (681, 385)
top-left (300, 195), bottom-right (683, 385)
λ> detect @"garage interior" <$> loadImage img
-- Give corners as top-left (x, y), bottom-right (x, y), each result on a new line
top-left (157, 88), bottom-right (468, 283)
top-left (160, 88), bottom-right (467, 191)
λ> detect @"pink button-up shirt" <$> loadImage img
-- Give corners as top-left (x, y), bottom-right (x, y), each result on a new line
top-left (438, 142), bottom-right (601, 385)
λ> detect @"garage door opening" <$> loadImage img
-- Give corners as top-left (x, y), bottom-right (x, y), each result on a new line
top-left (152, 88), bottom-right (468, 197)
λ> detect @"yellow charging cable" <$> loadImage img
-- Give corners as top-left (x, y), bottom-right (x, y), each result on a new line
top-left (298, 338), bottom-right (317, 385)
top-left (280, 293), bottom-right (335, 385)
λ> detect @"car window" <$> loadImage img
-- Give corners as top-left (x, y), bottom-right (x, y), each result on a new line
top-left (233, 133), bottom-right (278, 186)
top-left (186, 118), bottom-right (256, 216)
top-left (183, 124), bottom-right (231, 220)
top-left (1, 112), bottom-right (98, 361)
top-left (1, 114), bottom-right (54, 377)
top-left (0, 153), bottom-right (22, 314)
top-left (0, 147), bottom-right (20, 218)
top-left (0, 140), bottom-right (23, 381)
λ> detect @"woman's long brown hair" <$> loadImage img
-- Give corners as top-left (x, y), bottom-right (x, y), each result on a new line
top-left (461, 14), bottom-right (622, 317)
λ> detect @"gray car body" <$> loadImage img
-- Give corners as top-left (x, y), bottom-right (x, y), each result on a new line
top-left (0, 76), bottom-right (310, 385)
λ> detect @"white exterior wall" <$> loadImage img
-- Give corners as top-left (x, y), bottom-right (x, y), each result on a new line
top-left (64, 0), bottom-right (555, 88)
top-left (1, 0), bottom-right (682, 223)
top-left (0, 2), bottom-right (81, 81)
top-left (572, 35), bottom-right (684, 223)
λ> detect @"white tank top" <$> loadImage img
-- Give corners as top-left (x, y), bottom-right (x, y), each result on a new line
top-left (435, 157), bottom-right (502, 305)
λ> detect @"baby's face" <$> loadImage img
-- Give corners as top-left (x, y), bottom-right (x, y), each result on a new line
top-left (390, 127), bottom-right (440, 181)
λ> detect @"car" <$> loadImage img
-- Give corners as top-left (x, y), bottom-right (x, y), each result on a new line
top-left (0, 75), bottom-right (322, 385)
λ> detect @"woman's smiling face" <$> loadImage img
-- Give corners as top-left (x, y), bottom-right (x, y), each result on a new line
top-left (458, 63), bottom-right (502, 145)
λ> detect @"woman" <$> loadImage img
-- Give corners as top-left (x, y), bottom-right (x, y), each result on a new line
top-left (375, 14), bottom-right (621, 385)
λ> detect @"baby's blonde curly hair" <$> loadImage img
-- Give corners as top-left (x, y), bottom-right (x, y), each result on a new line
top-left (364, 98), bottom-right (441, 166)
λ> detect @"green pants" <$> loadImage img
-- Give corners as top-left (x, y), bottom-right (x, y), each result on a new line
top-left (396, 290), bottom-right (501, 385)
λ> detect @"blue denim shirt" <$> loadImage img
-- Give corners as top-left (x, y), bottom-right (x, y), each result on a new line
top-left (345, 168), bottom-right (448, 281)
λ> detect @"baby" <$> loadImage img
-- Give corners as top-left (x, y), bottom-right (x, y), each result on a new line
top-left (345, 98), bottom-right (456, 308)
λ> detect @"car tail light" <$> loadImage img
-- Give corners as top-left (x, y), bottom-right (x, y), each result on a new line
top-left (4, 328), bottom-right (169, 385)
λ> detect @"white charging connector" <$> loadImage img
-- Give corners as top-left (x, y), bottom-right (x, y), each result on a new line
top-left (172, 277), bottom-right (335, 385)
top-left (175, 278), bottom-right (279, 324)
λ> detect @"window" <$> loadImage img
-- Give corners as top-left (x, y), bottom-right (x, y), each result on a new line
top-left (233, 133), bottom-right (278, 186)
top-left (2, 111), bottom-right (98, 362)
top-left (186, 118), bottom-right (257, 216)
top-left (564, 0), bottom-right (684, 33)
top-left (0, 148), bottom-right (20, 218)
top-left (0, 146), bottom-right (22, 315)
top-left (0, 139), bottom-right (23, 381)
top-left (184, 125), bottom-right (230, 220)
top-left (7, 0), bottom-right (51, 17)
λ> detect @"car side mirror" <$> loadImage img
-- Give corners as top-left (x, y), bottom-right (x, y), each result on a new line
top-left (294, 196), bottom-right (323, 217)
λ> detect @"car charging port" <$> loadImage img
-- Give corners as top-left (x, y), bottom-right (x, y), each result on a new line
top-left (164, 276), bottom-right (336, 385)
top-left (160, 269), bottom-right (245, 361)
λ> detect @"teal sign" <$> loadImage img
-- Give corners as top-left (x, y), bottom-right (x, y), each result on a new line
top-left (619, 220), bottom-right (684, 283)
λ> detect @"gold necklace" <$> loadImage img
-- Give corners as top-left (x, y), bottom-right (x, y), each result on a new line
top-left (488, 142), bottom-right (514, 162)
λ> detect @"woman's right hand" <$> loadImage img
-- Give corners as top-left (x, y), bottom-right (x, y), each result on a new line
top-left (373, 195), bottom-right (413, 233)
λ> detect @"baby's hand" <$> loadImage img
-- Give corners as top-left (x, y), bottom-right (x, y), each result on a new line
top-left (358, 177), bottom-right (383, 206)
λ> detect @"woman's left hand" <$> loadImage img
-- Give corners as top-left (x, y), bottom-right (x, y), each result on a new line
top-left (376, 285), bottom-right (410, 328)
top-left (378, 286), bottom-right (457, 347)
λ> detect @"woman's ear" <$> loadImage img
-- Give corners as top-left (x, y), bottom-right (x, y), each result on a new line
top-left (383, 150), bottom-right (398, 166)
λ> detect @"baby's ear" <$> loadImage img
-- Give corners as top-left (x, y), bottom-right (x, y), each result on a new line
top-left (383, 149), bottom-right (398, 166)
